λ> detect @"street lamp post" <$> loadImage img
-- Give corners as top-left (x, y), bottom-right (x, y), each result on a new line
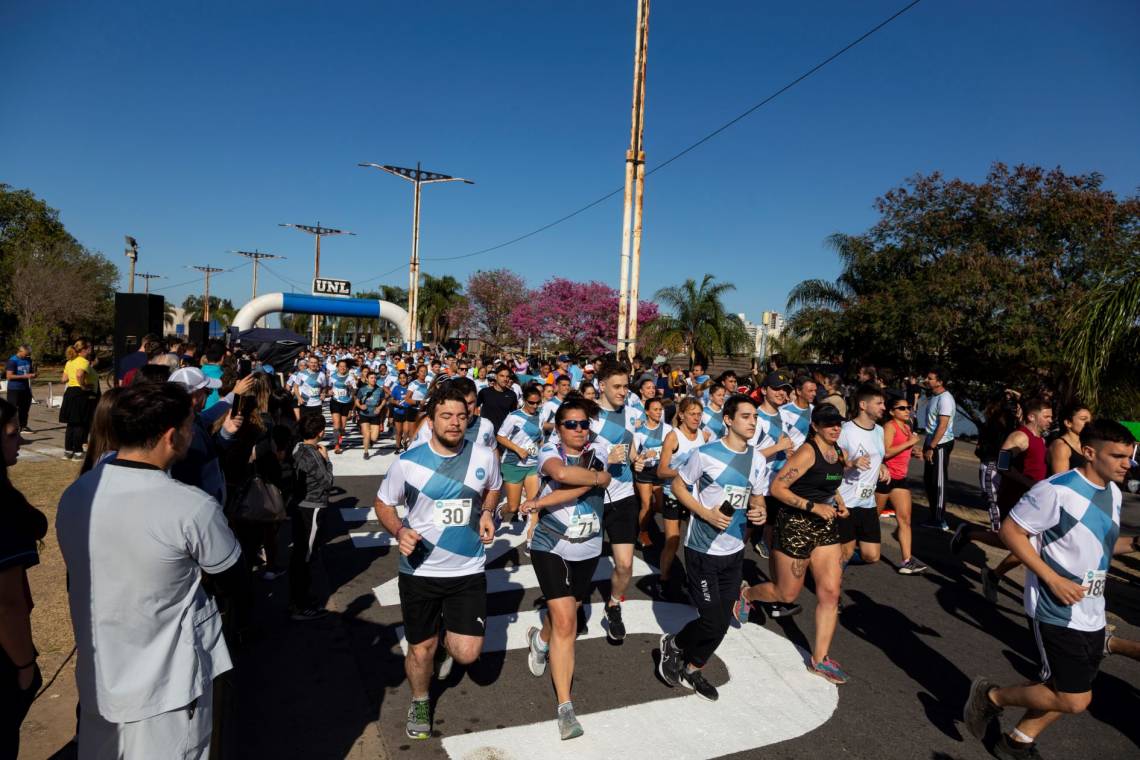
top-left (124, 236), bottom-right (139, 293)
top-left (232, 250), bottom-right (285, 327)
top-left (358, 162), bottom-right (473, 349)
top-left (279, 223), bottom-right (354, 345)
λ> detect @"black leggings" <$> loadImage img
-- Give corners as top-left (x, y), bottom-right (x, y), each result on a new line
top-left (675, 547), bottom-right (742, 668)
top-left (6, 388), bottom-right (31, 429)
top-left (1, 653), bottom-right (42, 760)
top-left (65, 422), bottom-right (90, 454)
top-left (923, 440), bottom-right (954, 522)
top-left (289, 506), bottom-right (327, 607)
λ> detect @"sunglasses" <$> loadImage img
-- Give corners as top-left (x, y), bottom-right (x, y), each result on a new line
top-left (559, 419), bottom-right (590, 430)
top-left (892, 405), bottom-right (910, 411)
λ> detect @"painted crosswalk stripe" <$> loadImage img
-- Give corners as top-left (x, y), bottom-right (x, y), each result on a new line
top-left (436, 600), bottom-right (838, 759)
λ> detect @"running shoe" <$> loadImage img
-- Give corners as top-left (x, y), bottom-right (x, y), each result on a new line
top-left (897, 557), bottom-right (928, 575)
top-left (808, 657), bottom-right (850, 684)
top-left (434, 646), bottom-right (453, 681)
top-left (762, 602), bottom-right (802, 618)
top-left (733, 580), bottom-right (751, 624)
top-left (962, 676), bottom-right (1002, 741)
top-left (406, 699), bottom-right (432, 740)
top-left (363, 451), bottom-right (370, 461)
top-left (657, 633), bottom-right (682, 687)
top-left (993, 735), bottom-right (1043, 759)
top-left (982, 568), bottom-right (1000, 604)
top-left (526, 626), bottom-right (548, 677)
top-left (289, 606), bottom-right (329, 622)
top-left (949, 523), bottom-right (971, 555)
top-left (637, 530), bottom-right (653, 549)
top-left (879, 508), bottom-right (896, 519)
top-left (605, 602), bottom-right (626, 641)
top-left (753, 537), bottom-right (770, 560)
top-left (557, 702), bottom-right (584, 740)
top-left (1104, 626), bottom-right (1115, 656)
top-left (678, 668), bottom-right (719, 701)
top-left (920, 519), bottom-right (951, 532)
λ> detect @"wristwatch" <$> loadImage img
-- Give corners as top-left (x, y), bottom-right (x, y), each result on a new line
top-left (805, 500), bottom-right (814, 513)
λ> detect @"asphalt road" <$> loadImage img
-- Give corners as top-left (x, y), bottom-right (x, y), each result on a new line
top-left (281, 444), bottom-right (1140, 760)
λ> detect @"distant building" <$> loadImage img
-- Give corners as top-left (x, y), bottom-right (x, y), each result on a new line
top-left (736, 311), bottom-right (783, 361)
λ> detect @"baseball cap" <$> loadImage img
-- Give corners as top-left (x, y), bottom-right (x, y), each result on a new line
top-left (812, 403), bottom-right (845, 427)
top-left (584, 363), bottom-right (595, 372)
top-left (558, 354), bottom-right (570, 362)
top-left (763, 369), bottom-right (794, 389)
top-left (169, 367), bottom-right (222, 392)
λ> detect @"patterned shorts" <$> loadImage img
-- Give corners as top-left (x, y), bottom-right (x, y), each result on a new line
top-left (775, 507), bottom-right (839, 560)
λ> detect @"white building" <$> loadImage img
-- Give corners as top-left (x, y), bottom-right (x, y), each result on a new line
top-left (736, 311), bottom-right (784, 361)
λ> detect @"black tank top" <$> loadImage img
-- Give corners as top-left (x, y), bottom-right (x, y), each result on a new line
top-left (1061, 439), bottom-right (1088, 471)
top-left (790, 439), bottom-right (845, 504)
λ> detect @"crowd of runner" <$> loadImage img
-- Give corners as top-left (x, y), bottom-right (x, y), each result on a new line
top-left (2, 334), bottom-right (1137, 759)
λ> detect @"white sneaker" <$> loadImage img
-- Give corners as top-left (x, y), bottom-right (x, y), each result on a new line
top-left (527, 626), bottom-right (548, 677)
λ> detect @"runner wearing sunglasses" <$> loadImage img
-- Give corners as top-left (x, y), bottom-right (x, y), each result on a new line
top-left (877, 395), bottom-right (926, 574)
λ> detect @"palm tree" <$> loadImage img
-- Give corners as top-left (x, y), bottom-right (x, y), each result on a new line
top-left (280, 312), bottom-right (311, 335)
top-left (1061, 259), bottom-right (1140, 414)
top-left (784, 233), bottom-right (860, 315)
top-left (181, 295), bottom-right (236, 325)
top-left (417, 274), bottom-right (463, 343)
top-left (163, 301), bottom-right (177, 331)
top-left (653, 274), bottom-right (751, 368)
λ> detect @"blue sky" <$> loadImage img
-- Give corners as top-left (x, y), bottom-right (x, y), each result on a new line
top-left (3, 1), bottom-right (1138, 323)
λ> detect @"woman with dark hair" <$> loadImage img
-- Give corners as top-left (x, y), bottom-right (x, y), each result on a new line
top-left (1048, 402), bottom-right (1092, 474)
top-left (0, 398), bottom-right (48, 756)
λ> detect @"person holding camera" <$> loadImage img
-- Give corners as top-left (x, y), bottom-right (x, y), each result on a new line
top-left (658, 394), bottom-right (768, 701)
top-left (521, 395), bottom-right (614, 740)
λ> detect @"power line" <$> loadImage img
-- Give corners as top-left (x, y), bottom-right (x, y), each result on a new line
top-left (381, 0), bottom-right (923, 270)
top-left (152, 261), bottom-right (250, 293)
top-left (260, 262), bottom-right (306, 291)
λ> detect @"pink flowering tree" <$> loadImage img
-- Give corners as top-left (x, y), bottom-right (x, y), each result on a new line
top-left (509, 277), bottom-right (659, 356)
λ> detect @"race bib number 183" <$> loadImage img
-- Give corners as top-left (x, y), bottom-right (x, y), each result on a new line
top-left (1084, 569), bottom-right (1107, 598)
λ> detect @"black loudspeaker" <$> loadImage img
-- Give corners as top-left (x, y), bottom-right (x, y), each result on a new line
top-left (188, 320), bottom-right (208, 346)
top-left (114, 293), bottom-right (165, 377)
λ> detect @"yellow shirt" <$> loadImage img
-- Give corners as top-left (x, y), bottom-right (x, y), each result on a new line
top-left (65, 356), bottom-right (92, 389)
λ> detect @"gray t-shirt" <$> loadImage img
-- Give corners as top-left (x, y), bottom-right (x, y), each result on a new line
top-left (57, 460), bottom-right (240, 723)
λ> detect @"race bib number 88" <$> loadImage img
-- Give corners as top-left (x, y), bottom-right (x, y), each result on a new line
top-left (434, 498), bottom-right (473, 528)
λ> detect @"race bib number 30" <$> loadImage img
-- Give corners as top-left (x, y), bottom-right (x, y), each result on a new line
top-left (723, 484), bottom-right (751, 510)
top-left (1084, 569), bottom-right (1107, 598)
top-left (434, 498), bottom-right (473, 528)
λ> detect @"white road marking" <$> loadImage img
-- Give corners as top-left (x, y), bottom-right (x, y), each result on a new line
top-left (380, 548), bottom-right (654, 609)
top-left (437, 600), bottom-right (838, 759)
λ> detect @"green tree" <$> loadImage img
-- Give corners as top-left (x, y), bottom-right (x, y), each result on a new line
top-left (1, 184), bottom-right (118, 355)
top-left (785, 163), bottom-right (1140, 418)
top-left (652, 274), bottom-right (751, 368)
top-left (181, 295), bottom-right (236, 327)
top-left (417, 273), bottom-right (463, 343)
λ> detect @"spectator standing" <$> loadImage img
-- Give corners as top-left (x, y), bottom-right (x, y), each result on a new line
top-left (0, 398), bottom-right (48, 758)
top-left (5, 345), bottom-right (36, 432)
top-left (115, 333), bottom-right (159, 385)
top-left (921, 367), bottom-right (956, 531)
top-left (200, 341), bottom-right (227, 409)
top-left (57, 383), bottom-right (249, 759)
top-left (289, 413), bottom-right (334, 620)
top-left (168, 367), bottom-right (251, 507)
top-left (59, 340), bottom-right (98, 460)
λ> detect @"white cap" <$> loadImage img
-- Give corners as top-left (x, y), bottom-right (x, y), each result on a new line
top-left (584, 363), bottom-right (595, 371)
top-left (169, 367), bottom-right (222, 392)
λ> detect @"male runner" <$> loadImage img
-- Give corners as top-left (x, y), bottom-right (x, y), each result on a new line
top-left (328, 359), bottom-right (356, 454)
top-left (659, 394), bottom-right (767, 700)
top-left (476, 364), bottom-right (518, 434)
top-left (540, 375), bottom-right (572, 438)
top-left (837, 384), bottom-right (890, 567)
top-left (963, 419), bottom-right (1136, 759)
top-left (591, 359), bottom-right (646, 641)
top-left (779, 374), bottom-right (817, 449)
top-left (374, 386), bottom-right (502, 740)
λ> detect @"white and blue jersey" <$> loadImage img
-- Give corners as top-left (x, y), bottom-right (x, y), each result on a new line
top-left (532, 440), bottom-right (611, 561)
top-left (1010, 471), bottom-right (1121, 632)
top-left (663, 428), bottom-right (709, 499)
top-left (378, 372), bottom-right (398, 393)
top-left (680, 440), bottom-right (767, 557)
top-left (376, 439), bottom-right (502, 578)
top-left (498, 409), bottom-right (542, 468)
top-left (409, 378), bottom-right (431, 405)
top-left (925, 390), bottom-right (956, 446)
top-left (779, 401), bottom-right (813, 449)
top-left (539, 397), bottom-right (563, 437)
top-left (297, 370), bottom-right (327, 408)
top-left (591, 406), bottom-right (638, 502)
top-left (329, 371), bottom-right (354, 404)
top-left (750, 407), bottom-right (790, 482)
top-left (634, 420), bottom-right (672, 472)
top-left (701, 404), bottom-right (726, 440)
top-left (837, 420), bottom-right (885, 509)
top-left (626, 394), bottom-right (646, 424)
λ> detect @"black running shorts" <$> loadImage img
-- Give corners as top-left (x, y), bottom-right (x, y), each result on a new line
top-left (329, 399), bottom-right (354, 416)
top-left (1032, 618), bottom-right (1105, 694)
top-left (398, 572), bottom-right (487, 645)
top-left (604, 494), bottom-right (639, 545)
top-left (838, 507), bottom-right (882, 544)
top-left (875, 476), bottom-right (908, 494)
top-left (532, 549), bottom-right (600, 603)
top-left (661, 494), bottom-right (689, 521)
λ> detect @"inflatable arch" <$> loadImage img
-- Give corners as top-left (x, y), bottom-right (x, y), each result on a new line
top-left (231, 292), bottom-right (414, 344)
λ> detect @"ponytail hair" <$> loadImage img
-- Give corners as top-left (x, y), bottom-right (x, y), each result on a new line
top-left (66, 339), bottom-right (91, 361)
